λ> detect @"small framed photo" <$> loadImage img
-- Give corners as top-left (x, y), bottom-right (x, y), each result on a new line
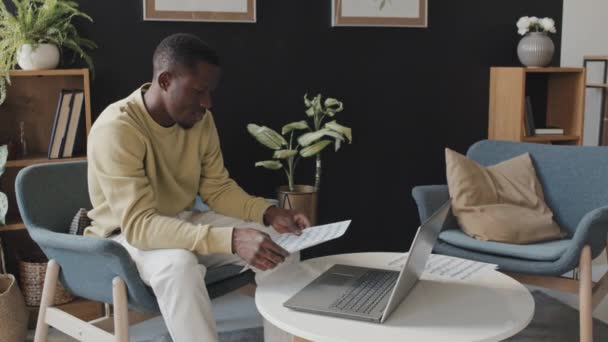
top-left (143, 0), bottom-right (256, 23)
top-left (332, 0), bottom-right (427, 28)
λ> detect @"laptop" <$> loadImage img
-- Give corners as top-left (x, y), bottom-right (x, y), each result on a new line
top-left (283, 200), bottom-right (451, 323)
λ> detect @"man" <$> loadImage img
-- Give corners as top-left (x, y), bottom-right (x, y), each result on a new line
top-left (85, 33), bottom-right (310, 341)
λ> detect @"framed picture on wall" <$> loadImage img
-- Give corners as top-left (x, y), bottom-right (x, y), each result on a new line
top-left (332, 0), bottom-right (427, 27)
top-left (143, 0), bottom-right (256, 23)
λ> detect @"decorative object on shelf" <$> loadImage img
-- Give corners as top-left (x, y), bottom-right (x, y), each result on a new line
top-left (18, 121), bottom-right (27, 157)
top-left (0, 145), bottom-right (7, 226)
top-left (332, 0), bottom-right (427, 27)
top-left (516, 16), bottom-right (556, 67)
top-left (248, 94), bottom-right (352, 224)
top-left (0, 237), bottom-right (29, 342)
top-left (0, 0), bottom-right (97, 105)
top-left (143, 0), bottom-right (256, 22)
top-left (17, 43), bottom-right (60, 70)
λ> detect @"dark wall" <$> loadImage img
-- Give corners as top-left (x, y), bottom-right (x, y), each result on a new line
top-left (74, 1), bottom-right (563, 257)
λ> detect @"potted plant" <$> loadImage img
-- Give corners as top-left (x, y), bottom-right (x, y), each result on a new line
top-left (247, 93), bottom-right (352, 224)
top-left (0, 0), bottom-right (97, 105)
top-left (516, 16), bottom-right (557, 67)
top-left (0, 145), bottom-right (8, 226)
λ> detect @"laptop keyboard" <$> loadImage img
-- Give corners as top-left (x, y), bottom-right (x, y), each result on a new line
top-left (329, 270), bottom-right (398, 314)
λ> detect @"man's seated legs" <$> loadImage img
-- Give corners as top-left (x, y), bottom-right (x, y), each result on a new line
top-left (112, 210), bottom-right (298, 342)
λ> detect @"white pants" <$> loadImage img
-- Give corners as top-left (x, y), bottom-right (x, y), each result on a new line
top-left (111, 210), bottom-right (298, 342)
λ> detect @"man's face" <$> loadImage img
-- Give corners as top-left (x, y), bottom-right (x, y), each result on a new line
top-left (164, 61), bottom-right (220, 129)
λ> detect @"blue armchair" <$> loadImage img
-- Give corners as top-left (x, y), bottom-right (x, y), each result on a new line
top-left (412, 140), bottom-right (608, 342)
top-left (15, 161), bottom-right (254, 342)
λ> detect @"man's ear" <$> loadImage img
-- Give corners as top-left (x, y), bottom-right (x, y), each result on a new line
top-left (157, 71), bottom-right (172, 91)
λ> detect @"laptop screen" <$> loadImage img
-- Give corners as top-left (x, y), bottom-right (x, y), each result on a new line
top-left (380, 200), bottom-right (451, 322)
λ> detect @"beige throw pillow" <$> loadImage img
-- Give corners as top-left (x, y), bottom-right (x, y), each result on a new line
top-left (445, 148), bottom-right (564, 244)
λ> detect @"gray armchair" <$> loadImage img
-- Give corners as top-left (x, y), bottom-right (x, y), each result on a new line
top-left (15, 161), bottom-right (254, 341)
top-left (412, 140), bottom-right (608, 342)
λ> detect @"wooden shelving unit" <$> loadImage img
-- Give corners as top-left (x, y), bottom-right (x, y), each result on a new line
top-left (0, 69), bottom-right (91, 231)
top-left (0, 69), bottom-right (96, 322)
top-left (488, 67), bottom-right (585, 145)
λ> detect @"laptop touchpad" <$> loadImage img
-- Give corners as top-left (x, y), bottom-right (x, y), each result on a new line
top-left (324, 273), bottom-right (355, 286)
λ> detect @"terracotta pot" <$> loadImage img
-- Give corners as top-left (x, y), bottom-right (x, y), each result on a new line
top-left (277, 185), bottom-right (318, 225)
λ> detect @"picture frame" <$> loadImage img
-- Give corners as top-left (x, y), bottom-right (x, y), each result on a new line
top-left (332, 0), bottom-right (427, 28)
top-left (143, 0), bottom-right (256, 23)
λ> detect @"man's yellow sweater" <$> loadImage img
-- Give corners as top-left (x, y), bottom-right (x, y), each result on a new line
top-left (85, 85), bottom-right (271, 254)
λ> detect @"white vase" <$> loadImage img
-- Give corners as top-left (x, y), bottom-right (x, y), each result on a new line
top-left (517, 32), bottom-right (555, 67)
top-left (16, 43), bottom-right (60, 70)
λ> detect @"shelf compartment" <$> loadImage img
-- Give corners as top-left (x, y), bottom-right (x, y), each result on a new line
top-left (0, 221), bottom-right (26, 232)
top-left (522, 135), bottom-right (580, 142)
top-left (525, 67), bottom-right (584, 73)
top-left (586, 83), bottom-right (608, 89)
top-left (9, 69), bottom-right (88, 77)
top-left (6, 155), bottom-right (86, 168)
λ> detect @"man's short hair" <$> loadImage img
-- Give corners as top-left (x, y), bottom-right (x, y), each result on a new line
top-left (152, 33), bottom-right (220, 76)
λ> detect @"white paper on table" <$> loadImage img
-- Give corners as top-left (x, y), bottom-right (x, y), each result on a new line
top-left (387, 254), bottom-right (498, 281)
top-left (270, 220), bottom-right (351, 253)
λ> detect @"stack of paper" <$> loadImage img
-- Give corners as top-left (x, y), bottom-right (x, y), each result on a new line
top-left (388, 254), bottom-right (498, 281)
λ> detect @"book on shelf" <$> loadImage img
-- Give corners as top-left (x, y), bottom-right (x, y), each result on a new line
top-left (524, 96), bottom-right (536, 136)
top-left (48, 89), bottom-right (85, 159)
top-left (535, 127), bottom-right (564, 135)
top-left (48, 90), bottom-right (74, 159)
top-left (62, 90), bottom-right (85, 158)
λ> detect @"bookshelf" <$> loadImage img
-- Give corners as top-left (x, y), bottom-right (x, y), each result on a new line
top-left (488, 67), bottom-right (585, 145)
top-left (0, 69), bottom-right (91, 232)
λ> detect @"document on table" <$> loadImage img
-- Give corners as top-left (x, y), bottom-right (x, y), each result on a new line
top-left (387, 254), bottom-right (497, 281)
top-left (270, 220), bottom-right (351, 253)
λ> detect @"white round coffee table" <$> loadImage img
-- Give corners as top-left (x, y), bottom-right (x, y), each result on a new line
top-left (256, 252), bottom-right (534, 342)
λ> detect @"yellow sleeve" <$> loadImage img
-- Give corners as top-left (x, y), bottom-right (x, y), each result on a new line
top-left (88, 122), bottom-right (233, 254)
top-left (199, 114), bottom-right (271, 224)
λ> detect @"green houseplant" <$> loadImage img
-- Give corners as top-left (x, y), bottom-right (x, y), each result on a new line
top-left (247, 94), bottom-right (352, 223)
top-left (0, 0), bottom-right (97, 105)
top-left (0, 145), bottom-right (8, 225)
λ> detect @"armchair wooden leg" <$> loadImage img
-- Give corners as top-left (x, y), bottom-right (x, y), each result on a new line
top-left (579, 245), bottom-right (593, 342)
top-left (112, 277), bottom-right (129, 342)
top-left (34, 259), bottom-right (59, 342)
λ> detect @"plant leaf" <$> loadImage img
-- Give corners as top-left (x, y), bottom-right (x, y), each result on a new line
top-left (247, 124), bottom-right (287, 150)
top-left (298, 128), bottom-right (344, 147)
top-left (0, 192), bottom-right (7, 225)
top-left (255, 160), bottom-right (282, 170)
top-left (303, 93), bottom-right (311, 107)
top-left (281, 120), bottom-right (309, 135)
top-left (299, 140), bottom-right (332, 158)
top-left (305, 106), bottom-right (315, 117)
top-left (325, 121), bottom-right (352, 143)
top-left (273, 149), bottom-right (298, 159)
top-left (0, 144), bottom-right (7, 178)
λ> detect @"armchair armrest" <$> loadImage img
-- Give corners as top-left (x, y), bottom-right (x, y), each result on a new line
top-left (27, 226), bottom-right (159, 313)
top-left (561, 206), bottom-right (608, 264)
top-left (412, 185), bottom-right (450, 221)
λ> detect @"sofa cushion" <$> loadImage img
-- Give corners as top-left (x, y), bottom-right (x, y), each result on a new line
top-left (445, 148), bottom-right (564, 244)
top-left (439, 229), bottom-right (570, 261)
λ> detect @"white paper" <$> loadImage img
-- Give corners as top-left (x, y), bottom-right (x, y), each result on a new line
top-left (270, 220), bottom-right (351, 253)
top-left (388, 254), bottom-right (497, 281)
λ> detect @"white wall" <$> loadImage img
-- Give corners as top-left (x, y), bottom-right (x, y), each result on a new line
top-left (561, 0), bottom-right (608, 145)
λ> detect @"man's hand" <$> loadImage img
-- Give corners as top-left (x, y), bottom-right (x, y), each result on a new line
top-left (263, 206), bottom-right (311, 236)
top-left (232, 228), bottom-right (289, 271)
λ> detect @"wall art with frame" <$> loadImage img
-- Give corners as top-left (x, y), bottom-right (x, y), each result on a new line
top-left (143, 0), bottom-right (256, 23)
top-left (332, 0), bottom-right (427, 27)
